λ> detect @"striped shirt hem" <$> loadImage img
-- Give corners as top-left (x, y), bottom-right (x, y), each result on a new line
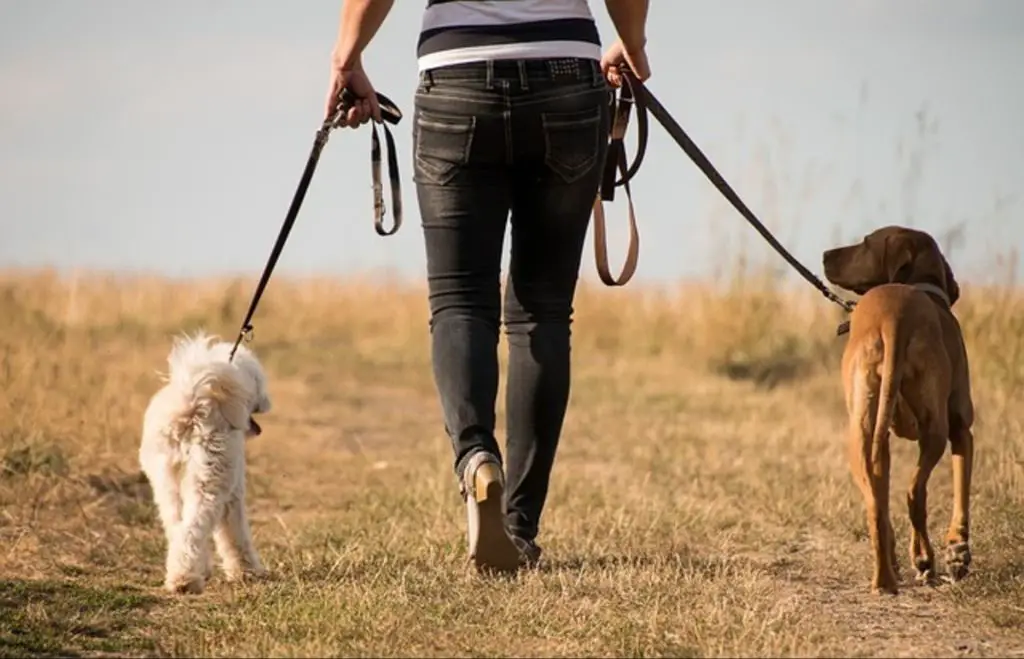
top-left (417, 40), bottom-right (601, 73)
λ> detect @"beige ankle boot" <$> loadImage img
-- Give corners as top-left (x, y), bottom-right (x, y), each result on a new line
top-left (462, 452), bottom-right (520, 574)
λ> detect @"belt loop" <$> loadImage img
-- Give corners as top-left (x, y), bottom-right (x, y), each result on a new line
top-left (485, 60), bottom-right (495, 90)
top-left (517, 60), bottom-right (529, 91)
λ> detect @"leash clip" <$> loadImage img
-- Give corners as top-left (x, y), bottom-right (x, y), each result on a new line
top-left (228, 324), bottom-right (255, 363)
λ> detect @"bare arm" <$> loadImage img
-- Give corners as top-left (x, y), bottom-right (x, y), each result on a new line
top-left (604, 0), bottom-right (650, 52)
top-left (330, 0), bottom-right (396, 70)
top-left (325, 0), bottom-right (394, 124)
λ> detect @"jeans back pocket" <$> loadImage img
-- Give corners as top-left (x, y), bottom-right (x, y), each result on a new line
top-left (414, 110), bottom-right (476, 186)
top-left (541, 105), bottom-right (602, 185)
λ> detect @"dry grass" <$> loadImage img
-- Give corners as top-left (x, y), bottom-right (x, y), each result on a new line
top-left (2, 267), bottom-right (1024, 658)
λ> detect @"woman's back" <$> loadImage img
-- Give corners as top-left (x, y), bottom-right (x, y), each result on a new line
top-left (418, 0), bottom-right (601, 72)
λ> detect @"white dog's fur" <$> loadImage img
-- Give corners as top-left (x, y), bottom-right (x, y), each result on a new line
top-left (139, 331), bottom-right (272, 594)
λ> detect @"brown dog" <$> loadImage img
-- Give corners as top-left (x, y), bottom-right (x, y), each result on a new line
top-left (822, 225), bottom-right (974, 595)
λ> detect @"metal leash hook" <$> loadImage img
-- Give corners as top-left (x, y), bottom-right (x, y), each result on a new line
top-left (226, 87), bottom-right (404, 363)
top-left (229, 324), bottom-right (255, 362)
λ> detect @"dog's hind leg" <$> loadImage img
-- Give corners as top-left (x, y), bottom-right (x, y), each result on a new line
top-left (849, 423), bottom-right (898, 594)
top-left (946, 423), bottom-right (974, 581)
top-left (214, 467), bottom-right (266, 582)
top-left (165, 448), bottom-right (232, 594)
top-left (847, 366), bottom-right (899, 595)
top-left (899, 369), bottom-right (949, 584)
top-left (904, 431), bottom-right (946, 582)
top-left (140, 455), bottom-right (182, 545)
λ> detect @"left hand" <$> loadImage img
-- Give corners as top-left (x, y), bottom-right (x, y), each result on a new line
top-left (600, 38), bottom-right (652, 88)
top-left (324, 62), bottom-right (381, 128)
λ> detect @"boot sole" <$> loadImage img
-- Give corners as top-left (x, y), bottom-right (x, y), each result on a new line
top-left (471, 463), bottom-right (521, 575)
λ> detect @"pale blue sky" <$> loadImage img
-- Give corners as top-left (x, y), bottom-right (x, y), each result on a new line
top-left (1, 0), bottom-right (1021, 286)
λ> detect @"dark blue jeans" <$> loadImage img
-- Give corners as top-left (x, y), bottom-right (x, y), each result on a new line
top-left (413, 58), bottom-right (611, 543)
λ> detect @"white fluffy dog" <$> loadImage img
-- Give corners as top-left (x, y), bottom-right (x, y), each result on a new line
top-left (139, 331), bottom-right (272, 594)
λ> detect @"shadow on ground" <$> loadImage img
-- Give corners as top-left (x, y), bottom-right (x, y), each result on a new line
top-left (0, 579), bottom-right (161, 658)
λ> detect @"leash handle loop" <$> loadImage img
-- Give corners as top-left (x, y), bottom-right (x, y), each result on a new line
top-left (331, 88), bottom-right (404, 236)
top-left (370, 121), bottom-right (403, 236)
top-left (592, 76), bottom-right (647, 286)
top-left (599, 79), bottom-right (649, 203)
top-left (593, 142), bottom-right (640, 286)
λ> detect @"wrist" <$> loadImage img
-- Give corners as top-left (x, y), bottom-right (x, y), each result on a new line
top-left (621, 34), bottom-right (647, 54)
top-left (331, 45), bottom-right (362, 71)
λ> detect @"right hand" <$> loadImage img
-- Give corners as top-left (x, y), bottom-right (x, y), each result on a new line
top-left (324, 61), bottom-right (381, 128)
top-left (600, 38), bottom-right (651, 87)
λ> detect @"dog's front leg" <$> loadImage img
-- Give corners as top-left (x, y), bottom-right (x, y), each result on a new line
top-left (214, 456), bottom-right (266, 582)
top-left (201, 538), bottom-right (216, 582)
top-left (165, 449), bottom-right (231, 594)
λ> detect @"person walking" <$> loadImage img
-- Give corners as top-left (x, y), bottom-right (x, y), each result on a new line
top-left (326, 0), bottom-right (651, 574)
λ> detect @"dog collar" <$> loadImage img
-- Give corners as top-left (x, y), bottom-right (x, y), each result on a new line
top-left (836, 281), bottom-right (952, 337)
top-left (912, 282), bottom-right (951, 308)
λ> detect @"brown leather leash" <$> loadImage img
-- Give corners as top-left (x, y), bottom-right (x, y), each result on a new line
top-left (592, 75), bottom-right (647, 287)
top-left (229, 89), bottom-right (403, 362)
top-left (592, 70), bottom-right (857, 330)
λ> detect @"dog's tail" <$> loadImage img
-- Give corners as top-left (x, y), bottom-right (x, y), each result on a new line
top-left (164, 333), bottom-right (254, 437)
top-left (871, 320), bottom-right (906, 468)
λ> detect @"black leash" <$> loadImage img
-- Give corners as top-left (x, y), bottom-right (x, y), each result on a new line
top-left (228, 89), bottom-right (404, 362)
top-left (596, 70), bottom-right (857, 322)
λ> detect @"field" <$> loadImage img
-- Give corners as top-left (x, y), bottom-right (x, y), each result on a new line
top-left (2, 267), bottom-right (1024, 658)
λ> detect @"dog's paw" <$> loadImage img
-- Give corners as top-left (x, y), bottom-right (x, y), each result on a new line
top-left (872, 570), bottom-right (900, 596)
top-left (945, 542), bottom-right (972, 582)
top-left (871, 583), bottom-right (899, 596)
top-left (913, 557), bottom-right (936, 584)
top-left (224, 565), bottom-right (268, 584)
top-left (165, 572), bottom-right (205, 595)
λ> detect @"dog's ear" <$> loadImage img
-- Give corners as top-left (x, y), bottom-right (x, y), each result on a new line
top-left (206, 364), bottom-right (256, 431)
top-left (256, 393), bottom-right (272, 415)
top-left (233, 351), bottom-right (271, 414)
top-left (882, 233), bottom-right (914, 284)
top-left (216, 390), bottom-right (252, 432)
top-left (898, 229), bottom-right (960, 305)
top-left (941, 252), bottom-right (961, 306)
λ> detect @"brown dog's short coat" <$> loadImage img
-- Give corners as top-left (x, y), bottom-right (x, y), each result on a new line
top-left (823, 225), bottom-right (974, 594)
